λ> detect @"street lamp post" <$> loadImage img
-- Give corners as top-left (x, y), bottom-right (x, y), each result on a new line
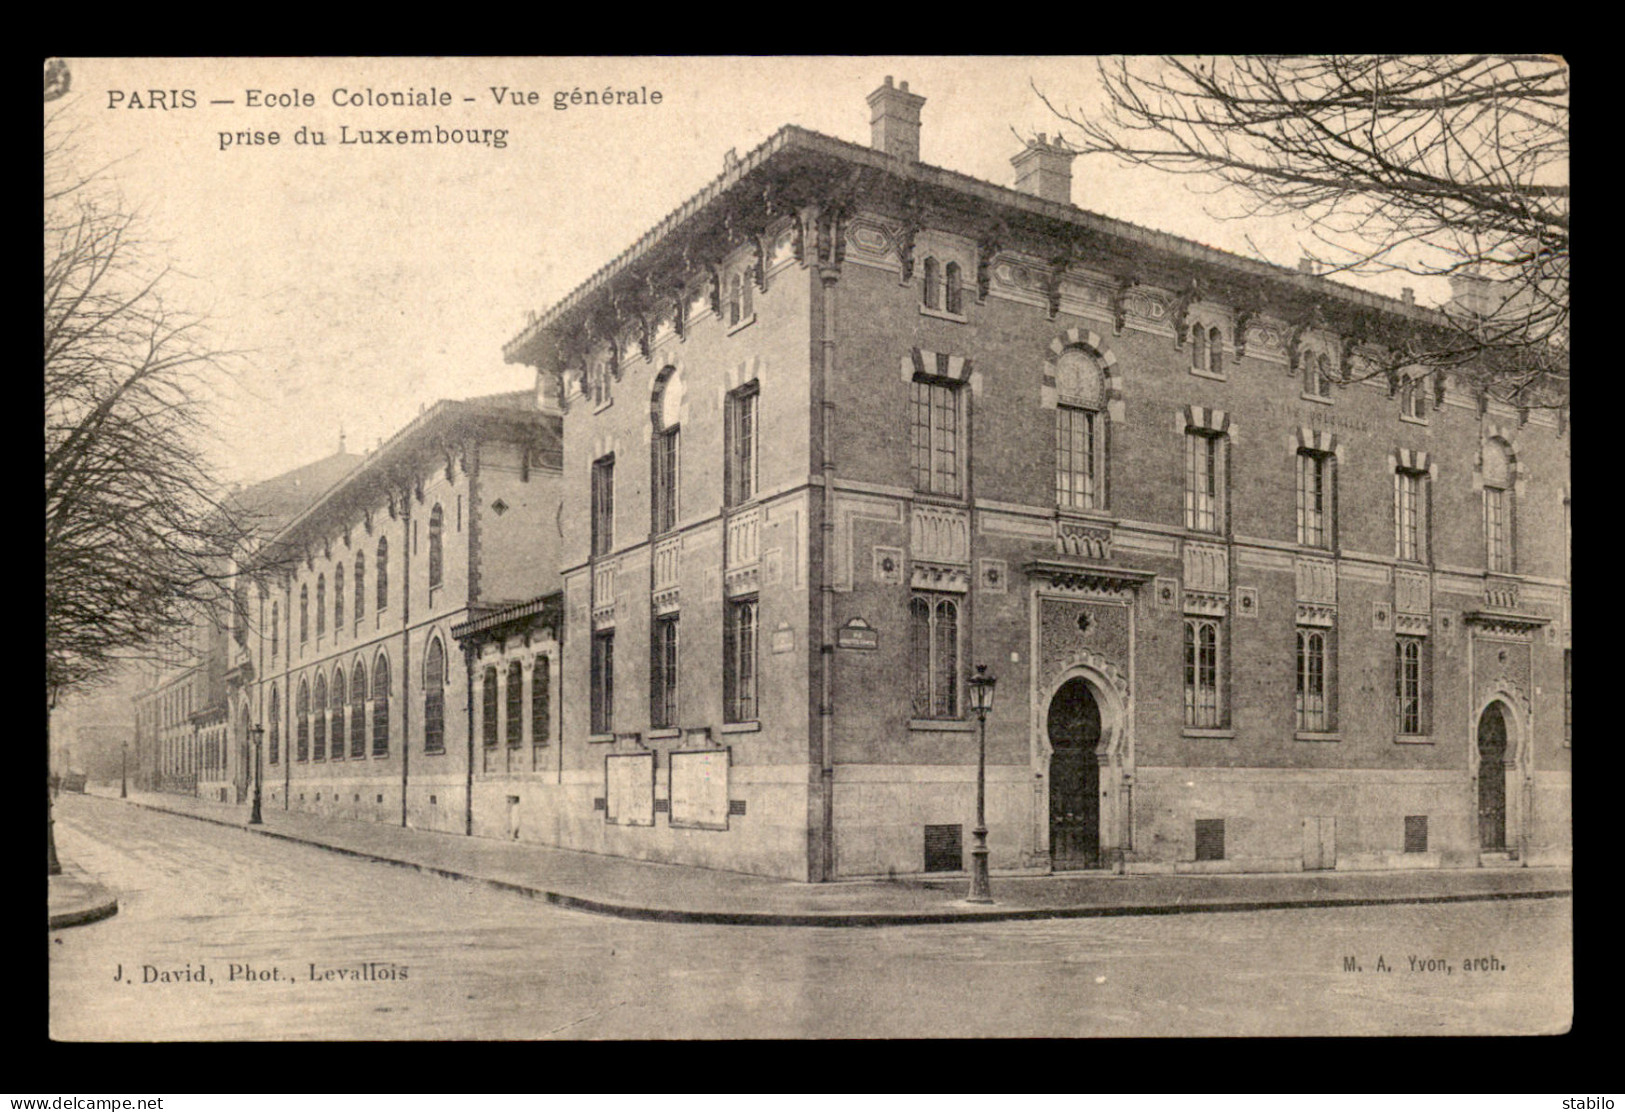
top-left (248, 725), bottom-right (265, 825)
top-left (966, 664), bottom-right (997, 904)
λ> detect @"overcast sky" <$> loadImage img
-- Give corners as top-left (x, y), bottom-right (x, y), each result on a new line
top-left (51, 56), bottom-right (1446, 486)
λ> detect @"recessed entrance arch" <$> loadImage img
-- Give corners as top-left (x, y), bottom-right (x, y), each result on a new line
top-left (1048, 676), bottom-right (1103, 869)
top-left (1477, 702), bottom-right (1509, 850)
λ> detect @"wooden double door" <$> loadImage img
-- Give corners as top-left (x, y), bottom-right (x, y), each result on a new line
top-left (1049, 677), bottom-right (1102, 870)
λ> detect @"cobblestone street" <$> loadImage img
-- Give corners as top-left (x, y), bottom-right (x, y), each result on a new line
top-left (49, 796), bottom-right (1571, 1040)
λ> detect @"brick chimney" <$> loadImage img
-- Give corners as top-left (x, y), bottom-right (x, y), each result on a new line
top-left (867, 76), bottom-right (926, 163)
top-left (1011, 133), bottom-right (1077, 205)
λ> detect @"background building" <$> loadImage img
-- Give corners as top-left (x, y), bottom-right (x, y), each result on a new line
top-left (245, 392), bottom-right (563, 835)
top-left (501, 79), bottom-right (1571, 881)
top-left (132, 447), bottom-right (362, 796)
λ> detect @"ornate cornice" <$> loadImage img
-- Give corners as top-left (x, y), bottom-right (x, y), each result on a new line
top-left (1024, 559), bottom-right (1155, 595)
top-left (1463, 609), bottom-right (1550, 638)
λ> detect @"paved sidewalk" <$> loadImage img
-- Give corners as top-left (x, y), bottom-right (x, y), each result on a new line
top-left (85, 787), bottom-right (1571, 926)
top-left (48, 857), bottom-right (118, 930)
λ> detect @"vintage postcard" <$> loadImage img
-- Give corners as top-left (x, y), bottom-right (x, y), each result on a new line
top-left (46, 55), bottom-right (1571, 1041)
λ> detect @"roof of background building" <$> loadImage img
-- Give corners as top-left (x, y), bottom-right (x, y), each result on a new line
top-left (257, 391), bottom-right (556, 556)
top-left (231, 450), bottom-right (365, 537)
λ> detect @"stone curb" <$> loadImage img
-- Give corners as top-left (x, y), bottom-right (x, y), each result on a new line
top-left (48, 866), bottom-right (119, 930)
top-left (102, 795), bottom-right (1573, 928)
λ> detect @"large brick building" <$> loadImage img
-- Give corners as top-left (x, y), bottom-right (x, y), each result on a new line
top-left (501, 78), bottom-right (1571, 881)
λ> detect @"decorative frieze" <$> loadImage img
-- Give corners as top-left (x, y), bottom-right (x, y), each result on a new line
top-left (1182, 540), bottom-right (1229, 593)
top-left (1057, 519), bottom-right (1112, 560)
top-left (872, 546), bottom-right (904, 585)
top-left (1395, 612), bottom-right (1432, 635)
top-left (1183, 590), bottom-right (1228, 617)
top-left (1484, 577), bottom-right (1519, 611)
top-left (911, 504), bottom-right (970, 564)
top-left (1296, 603), bottom-right (1336, 628)
top-left (1395, 569), bottom-right (1430, 615)
top-left (911, 561), bottom-right (971, 593)
top-left (1295, 556), bottom-right (1337, 605)
top-left (726, 506), bottom-right (762, 569)
top-left (653, 536), bottom-right (681, 594)
top-left (724, 565), bottom-right (761, 598)
top-left (978, 558), bottom-right (1007, 593)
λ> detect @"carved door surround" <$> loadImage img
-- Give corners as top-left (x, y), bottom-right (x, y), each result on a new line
top-left (1031, 647), bottom-right (1131, 872)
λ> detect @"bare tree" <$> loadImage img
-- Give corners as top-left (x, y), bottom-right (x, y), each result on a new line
top-left (45, 112), bottom-right (251, 704)
top-left (1036, 55), bottom-right (1568, 406)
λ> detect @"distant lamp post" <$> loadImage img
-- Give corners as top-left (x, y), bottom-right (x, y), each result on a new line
top-left (966, 664), bottom-right (997, 904)
top-left (248, 725), bottom-right (265, 825)
top-left (120, 741), bottom-right (128, 799)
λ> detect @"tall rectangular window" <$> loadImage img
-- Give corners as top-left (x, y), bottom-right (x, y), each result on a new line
top-left (724, 597), bottom-right (758, 723)
top-left (1485, 487), bottom-right (1509, 571)
top-left (591, 455), bottom-right (615, 558)
top-left (1055, 406), bottom-right (1097, 510)
top-left (1297, 451), bottom-right (1331, 548)
top-left (651, 615), bottom-right (679, 729)
top-left (1396, 469), bottom-right (1428, 562)
top-left (591, 631), bottom-right (615, 735)
top-left (654, 427), bottom-right (680, 534)
top-left (1296, 627), bottom-right (1333, 732)
top-left (726, 384), bottom-right (758, 506)
top-left (1184, 618), bottom-right (1223, 727)
top-left (911, 377), bottom-right (961, 497)
top-left (910, 593), bottom-right (961, 719)
top-left (482, 669), bottom-right (499, 749)
top-left (1184, 431), bottom-right (1225, 533)
top-left (506, 661), bottom-right (523, 749)
top-left (1395, 636), bottom-right (1426, 735)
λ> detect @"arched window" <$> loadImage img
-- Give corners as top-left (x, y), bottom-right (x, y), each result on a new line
top-left (944, 261), bottom-right (962, 314)
top-left (316, 574), bottom-right (326, 638)
top-left (1191, 324), bottom-right (1207, 371)
top-left (1208, 327), bottom-right (1224, 376)
top-left (269, 685), bottom-right (280, 765)
top-left (482, 666), bottom-right (499, 749)
top-left (428, 505), bottom-right (444, 589)
top-left (271, 601), bottom-right (279, 660)
top-left (354, 552), bottom-right (365, 621)
top-left (330, 667), bottom-right (346, 760)
top-left (1054, 347), bottom-right (1105, 511)
top-left (531, 656), bottom-right (550, 747)
top-left (313, 672), bottom-right (327, 760)
top-left (507, 661), bottom-right (524, 748)
top-left (376, 538), bottom-right (389, 611)
top-left (296, 679), bottom-right (310, 761)
top-left (372, 654), bottom-right (390, 755)
top-left (910, 593), bottom-right (960, 719)
top-left (1402, 375), bottom-right (1428, 420)
top-left (334, 563), bottom-right (345, 631)
top-left (1184, 618), bottom-right (1223, 727)
top-left (922, 256), bottom-right (941, 310)
top-left (300, 585), bottom-right (309, 644)
top-left (1296, 629), bottom-right (1329, 732)
top-left (424, 638), bottom-right (446, 752)
top-left (351, 661), bottom-right (366, 758)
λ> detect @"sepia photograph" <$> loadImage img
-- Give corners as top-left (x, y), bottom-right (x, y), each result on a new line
top-left (45, 55), bottom-right (1571, 1041)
